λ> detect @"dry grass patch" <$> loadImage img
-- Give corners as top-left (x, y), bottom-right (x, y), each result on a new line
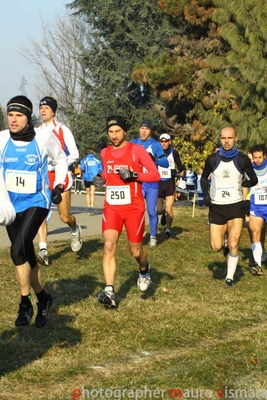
top-left (1, 205), bottom-right (267, 399)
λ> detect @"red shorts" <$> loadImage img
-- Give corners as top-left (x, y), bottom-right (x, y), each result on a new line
top-left (102, 208), bottom-right (145, 243)
top-left (48, 170), bottom-right (72, 191)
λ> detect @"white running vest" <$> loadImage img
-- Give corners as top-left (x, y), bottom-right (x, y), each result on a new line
top-left (250, 166), bottom-right (267, 209)
top-left (158, 149), bottom-right (175, 180)
top-left (210, 159), bottom-right (243, 204)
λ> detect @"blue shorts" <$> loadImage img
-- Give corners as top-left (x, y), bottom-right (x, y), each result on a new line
top-left (250, 205), bottom-right (267, 222)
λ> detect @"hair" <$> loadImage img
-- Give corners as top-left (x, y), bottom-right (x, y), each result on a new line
top-left (86, 148), bottom-right (96, 155)
top-left (250, 144), bottom-right (266, 156)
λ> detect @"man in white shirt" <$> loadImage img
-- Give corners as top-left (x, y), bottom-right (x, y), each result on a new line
top-left (0, 167), bottom-right (16, 226)
top-left (37, 96), bottom-right (82, 265)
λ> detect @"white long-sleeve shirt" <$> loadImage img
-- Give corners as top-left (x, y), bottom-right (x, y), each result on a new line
top-left (0, 167), bottom-right (15, 226)
top-left (36, 119), bottom-right (79, 168)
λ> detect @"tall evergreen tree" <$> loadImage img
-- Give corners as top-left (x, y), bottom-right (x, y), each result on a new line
top-left (200, 0), bottom-right (267, 148)
top-left (132, 0), bottom-right (226, 145)
top-left (137, 0), bottom-right (267, 150)
top-left (68, 0), bottom-right (178, 142)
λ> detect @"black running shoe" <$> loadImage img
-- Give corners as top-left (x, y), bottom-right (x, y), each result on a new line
top-left (225, 278), bottom-right (234, 288)
top-left (249, 263), bottom-right (263, 276)
top-left (165, 229), bottom-right (171, 238)
top-left (15, 302), bottom-right (33, 326)
top-left (160, 212), bottom-right (167, 227)
top-left (35, 293), bottom-right (53, 328)
top-left (98, 289), bottom-right (116, 308)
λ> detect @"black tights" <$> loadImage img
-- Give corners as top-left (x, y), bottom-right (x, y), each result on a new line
top-left (6, 207), bottom-right (48, 268)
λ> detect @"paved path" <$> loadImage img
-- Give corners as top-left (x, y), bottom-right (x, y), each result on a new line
top-left (0, 191), bottom-right (196, 248)
top-left (0, 192), bottom-right (105, 248)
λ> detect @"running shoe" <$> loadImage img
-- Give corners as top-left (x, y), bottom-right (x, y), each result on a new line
top-left (98, 289), bottom-right (116, 308)
top-left (137, 264), bottom-right (152, 292)
top-left (71, 224), bottom-right (82, 252)
top-left (149, 237), bottom-right (157, 248)
top-left (35, 293), bottom-right (53, 328)
top-left (160, 212), bottom-right (167, 227)
top-left (38, 249), bottom-right (49, 266)
top-left (225, 278), bottom-right (234, 288)
top-left (249, 263), bottom-right (263, 276)
top-left (88, 206), bottom-right (94, 215)
top-left (165, 229), bottom-right (171, 239)
top-left (15, 302), bottom-right (33, 326)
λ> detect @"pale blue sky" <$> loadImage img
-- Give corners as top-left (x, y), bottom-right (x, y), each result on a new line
top-left (0, 1), bottom-right (67, 114)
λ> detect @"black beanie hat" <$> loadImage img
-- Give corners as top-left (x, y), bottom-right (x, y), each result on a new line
top-left (106, 115), bottom-right (128, 132)
top-left (140, 118), bottom-right (153, 131)
top-left (7, 95), bottom-right (33, 122)
top-left (39, 96), bottom-right (57, 115)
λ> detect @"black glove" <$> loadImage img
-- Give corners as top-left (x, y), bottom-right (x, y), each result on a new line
top-left (242, 179), bottom-right (251, 188)
top-left (51, 184), bottom-right (64, 204)
top-left (149, 153), bottom-right (156, 162)
top-left (203, 194), bottom-right (212, 206)
top-left (171, 170), bottom-right (178, 178)
top-left (68, 164), bottom-right (75, 173)
top-left (117, 168), bottom-right (139, 181)
top-left (93, 174), bottom-right (106, 188)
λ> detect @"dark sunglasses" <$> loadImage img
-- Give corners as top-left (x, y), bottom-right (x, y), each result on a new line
top-left (160, 140), bottom-right (169, 143)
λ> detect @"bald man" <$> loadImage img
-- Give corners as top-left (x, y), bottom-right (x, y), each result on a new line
top-left (201, 127), bottom-right (258, 287)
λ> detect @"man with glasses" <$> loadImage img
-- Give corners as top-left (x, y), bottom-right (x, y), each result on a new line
top-left (157, 133), bottom-right (185, 238)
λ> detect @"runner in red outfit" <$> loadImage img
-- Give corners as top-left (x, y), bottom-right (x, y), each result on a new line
top-left (97, 115), bottom-right (160, 308)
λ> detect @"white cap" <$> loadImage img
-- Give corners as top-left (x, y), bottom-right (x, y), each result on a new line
top-left (159, 133), bottom-right (171, 140)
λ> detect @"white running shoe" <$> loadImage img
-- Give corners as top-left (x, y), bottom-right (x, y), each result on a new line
top-left (71, 225), bottom-right (82, 252)
top-left (149, 237), bottom-right (157, 248)
top-left (38, 249), bottom-right (49, 266)
top-left (137, 264), bottom-right (152, 292)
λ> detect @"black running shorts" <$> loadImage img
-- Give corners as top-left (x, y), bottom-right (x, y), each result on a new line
top-left (209, 201), bottom-right (247, 225)
top-left (158, 179), bottom-right (175, 199)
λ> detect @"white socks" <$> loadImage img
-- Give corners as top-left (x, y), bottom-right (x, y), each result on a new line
top-left (226, 254), bottom-right (239, 280)
top-left (252, 241), bottom-right (262, 266)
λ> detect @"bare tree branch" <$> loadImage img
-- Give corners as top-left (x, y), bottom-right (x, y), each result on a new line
top-left (20, 12), bottom-right (92, 118)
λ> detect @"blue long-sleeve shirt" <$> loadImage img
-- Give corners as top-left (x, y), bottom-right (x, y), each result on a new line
top-left (131, 137), bottom-right (169, 189)
top-left (80, 154), bottom-right (103, 181)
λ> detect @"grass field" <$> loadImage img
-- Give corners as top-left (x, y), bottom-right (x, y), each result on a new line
top-left (1, 204), bottom-right (267, 400)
